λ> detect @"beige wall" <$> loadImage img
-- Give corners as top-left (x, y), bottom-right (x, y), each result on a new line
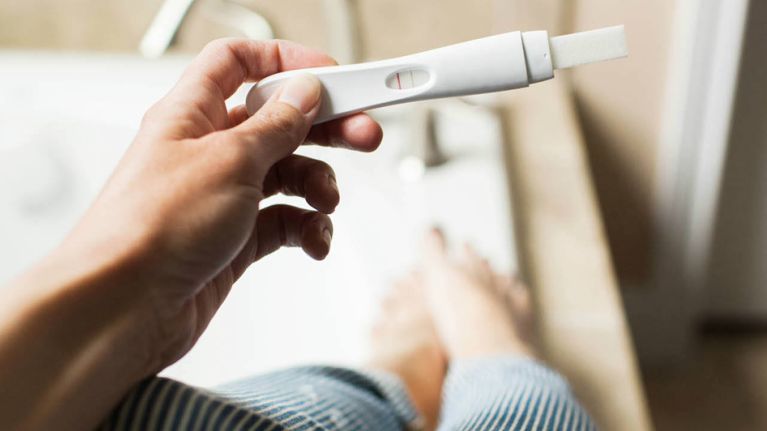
top-left (504, 0), bottom-right (677, 284)
top-left (0, 0), bottom-right (158, 50)
top-left (0, 0), bottom-right (498, 57)
top-left (569, 1), bottom-right (677, 283)
top-left (182, 0), bottom-right (502, 61)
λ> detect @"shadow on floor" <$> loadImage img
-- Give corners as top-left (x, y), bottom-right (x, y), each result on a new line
top-left (644, 331), bottom-right (767, 431)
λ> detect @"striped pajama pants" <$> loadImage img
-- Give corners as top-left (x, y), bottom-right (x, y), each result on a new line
top-left (100, 356), bottom-right (595, 431)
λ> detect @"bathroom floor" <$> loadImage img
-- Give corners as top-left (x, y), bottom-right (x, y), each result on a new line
top-left (644, 330), bottom-right (767, 431)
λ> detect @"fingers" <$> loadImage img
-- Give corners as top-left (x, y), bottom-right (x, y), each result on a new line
top-left (227, 105), bottom-right (250, 127)
top-left (227, 105), bottom-right (383, 152)
top-left (144, 39), bottom-right (335, 135)
top-left (422, 227), bottom-right (448, 264)
top-left (174, 38), bottom-right (336, 106)
top-left (254, 204), bottom-right (333, 261)
top-left (225, 74), bottom-right (322, 172)
top-left (263, 155), bottom-right (339, 214)
top-left (307, 113), bottom-right (384, 152)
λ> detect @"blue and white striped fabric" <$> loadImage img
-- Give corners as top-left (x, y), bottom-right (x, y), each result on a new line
top-left (439, 357), bottom-right (595, 431)
top-left (101, 357), bottom-right (594, 430)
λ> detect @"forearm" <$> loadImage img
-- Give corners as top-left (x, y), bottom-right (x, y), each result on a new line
top-left (0, 244), bottom-right (159, 430)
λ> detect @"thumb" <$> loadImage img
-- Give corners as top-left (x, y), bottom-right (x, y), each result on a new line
top-left (232, 74), bottom-right (322, 167)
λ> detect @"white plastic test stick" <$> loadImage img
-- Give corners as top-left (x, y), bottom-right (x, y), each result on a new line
top-left (246, 25), bottom-right (628, 124)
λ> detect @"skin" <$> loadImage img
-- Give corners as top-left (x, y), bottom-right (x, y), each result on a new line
top-left (368, 276), bottom-right (447, 431)
top-left (0, 38), bottom-right (383, 431)
top-left (369, 230), bottom-right (536, 431)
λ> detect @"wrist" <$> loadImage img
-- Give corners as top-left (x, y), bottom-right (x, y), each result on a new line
top-left (20, 239), bottom-right (164, 377)
top-left (0, 241), bottom-right (165, 429)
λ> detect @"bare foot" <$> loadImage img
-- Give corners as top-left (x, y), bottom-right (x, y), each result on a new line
top-left (420, 228), bottom-right (536, 360)
top-left (366, 276), bottom-right (446, 431)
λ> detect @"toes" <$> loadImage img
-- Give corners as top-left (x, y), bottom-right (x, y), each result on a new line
top-left (462, 243), bottom-right (479, 260)
top-left (388, 276), bottom-right (420, 301)
top-left (428, 227), bottom-right (447, 248)
top-left (379, 276), bottom-right (421, 319)
top-left (493, 273), bottom-right (516, 297)
top-left (371, 321), bottom-right (386, 336)
top-left (381, 292), bottom-right (399, 313)
top-left (458, 243), bottom-right (496, 286)
top-left (422, 227), bottom-right (448, 264)
top-left (493, 274), bottom-right (528, 307)
top-left (508, 279), bottom-right (533, 314)
top-left (500, 277), bottom-right (535, 339)
top-left (392, 278), bottom-right (411, 294)
top-left (494, 273), bottom-right (515, 289)
top-left (460, 243), bottom-right (482, 268)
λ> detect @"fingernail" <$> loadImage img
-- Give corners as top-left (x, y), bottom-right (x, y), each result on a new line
top-left (278, 74), bottom-right (322, 115)
top-left (322, 227), bottom-right (332, 247)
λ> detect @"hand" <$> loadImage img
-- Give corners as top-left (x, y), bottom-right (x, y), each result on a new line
top-left (61, 39), bottom-right (383, 370)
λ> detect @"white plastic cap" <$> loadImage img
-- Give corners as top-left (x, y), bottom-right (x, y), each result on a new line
top-left (521, 31), bottom-right (555, 84)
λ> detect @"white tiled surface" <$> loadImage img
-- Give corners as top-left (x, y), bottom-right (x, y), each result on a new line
top-left (0, 53), bottom-right (515, 386)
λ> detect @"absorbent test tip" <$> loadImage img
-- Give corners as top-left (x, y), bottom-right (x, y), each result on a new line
top-left (549, 25), bottom-right (628, 70)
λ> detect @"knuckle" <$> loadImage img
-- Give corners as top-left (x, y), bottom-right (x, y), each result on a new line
top-left (257, 106), bottom-right (303, 143)
top-left (267, 106), bottom-right (302, 135)
top-left (202, 37), bottom-right (240, 55)
top-left (313, 159), bottom-right (334, 177)
top-left (305, 158), bottom-right (333, 181)
top-left (307, 210), bottom-right (331, 227)
top-left (140, 100), bottom-right (165, 125)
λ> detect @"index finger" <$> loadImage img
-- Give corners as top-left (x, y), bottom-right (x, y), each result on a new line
top-left (173, 38), bottom-right (337, 103)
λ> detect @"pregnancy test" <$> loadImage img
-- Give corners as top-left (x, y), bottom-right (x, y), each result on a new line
top-left (246, 25), bottom-right (628, 124)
